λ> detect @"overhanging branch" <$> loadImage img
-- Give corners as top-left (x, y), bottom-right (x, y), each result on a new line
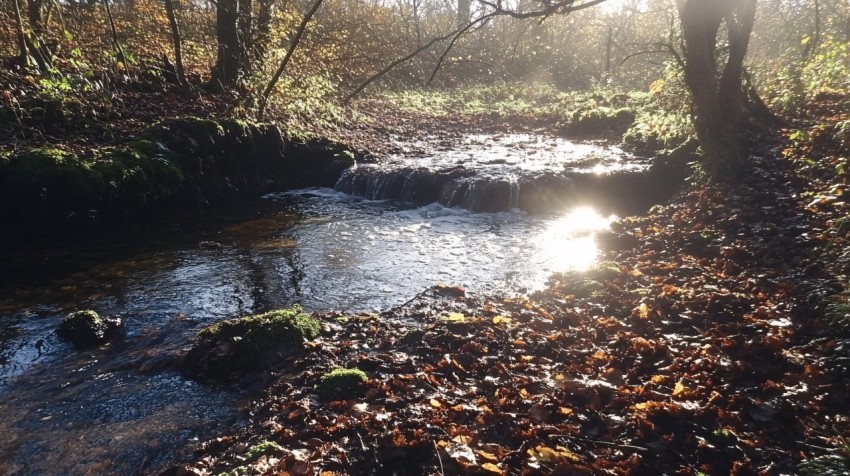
top-left (343, 0), bottom-right (610, 102)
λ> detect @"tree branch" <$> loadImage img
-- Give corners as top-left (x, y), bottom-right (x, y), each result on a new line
top-left (426, 16), bottom-right (490, 85)
top-left (258, 0), bottom-right (325, 121)
top-left (344, 0), bottom-right (610, 102)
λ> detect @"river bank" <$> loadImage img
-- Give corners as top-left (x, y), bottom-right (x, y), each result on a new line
top-left (3, 79), bottom-right (848, 474)
top-left (167, 122), bottom-right (850, 475)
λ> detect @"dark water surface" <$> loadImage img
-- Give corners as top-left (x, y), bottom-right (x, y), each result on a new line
top-left (0, 136), bottom-right (629, 475)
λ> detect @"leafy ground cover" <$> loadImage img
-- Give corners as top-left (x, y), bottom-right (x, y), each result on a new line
top-left (166, 96), bottom-right (850, 474)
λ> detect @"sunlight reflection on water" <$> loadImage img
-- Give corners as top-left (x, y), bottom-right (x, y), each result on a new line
top-left (533, 206), bottom-right (614, 273)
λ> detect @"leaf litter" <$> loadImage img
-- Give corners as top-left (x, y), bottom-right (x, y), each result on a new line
top-left (170, 130), bottom-right (850, 475)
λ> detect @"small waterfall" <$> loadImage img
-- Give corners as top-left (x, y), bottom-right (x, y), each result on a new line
top-left (337, 164), bottom-right (585, 213)
top-left (331, 132), bottom-right (664, 214)
top-left (335, 166), bottom-right (415, 200)
top-left (508, 175), bottom-right (520, 210)
top-left (437, 176), bottom-right (519, 212)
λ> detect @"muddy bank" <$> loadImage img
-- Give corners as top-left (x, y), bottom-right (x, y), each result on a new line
top-left (0, 118), bottom-right (359, 244)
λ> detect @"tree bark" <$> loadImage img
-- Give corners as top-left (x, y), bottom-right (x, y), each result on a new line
top-left (214, 0), bottom-right (241, 88)
top-left (676, 0), bottom-right (757, 179)
top-left (164, 0), bottom-right (187, 84)
top-left (239, 0), bottom-right (253, 70)
top-left (255, 0), bottom-right (274, 60)
top-left (25, 0), bottom-right (53, 72)
top-left (102, 0), bottom-right (127, 63)
top-left (13, 0), bottom-right (30, 67)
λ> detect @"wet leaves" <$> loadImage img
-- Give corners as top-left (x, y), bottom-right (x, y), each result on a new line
top-left (179, 132), bottom-right (850, 475)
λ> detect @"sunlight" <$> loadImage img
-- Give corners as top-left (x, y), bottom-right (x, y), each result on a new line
top-left (535, 207), bottom-right (614, 272)
top-left (600, 0), bottom-right (645, 13)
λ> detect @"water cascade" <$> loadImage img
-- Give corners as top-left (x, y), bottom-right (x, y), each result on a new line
top-left (333, 133), bottom-right (668, 213)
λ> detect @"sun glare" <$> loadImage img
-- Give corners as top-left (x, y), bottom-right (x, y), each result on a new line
top-left (600, 0), bottom-right (638, 11)
top-left (536, 207), bottom-right (614, 272)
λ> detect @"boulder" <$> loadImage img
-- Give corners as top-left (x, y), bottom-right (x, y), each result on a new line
top-left (57, 310), bottom-right (122, 348)
top-left (183, 307), bottom-right (320, 381)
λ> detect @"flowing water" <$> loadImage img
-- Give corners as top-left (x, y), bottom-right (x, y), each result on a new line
top-left (0, 134), bottom-right (646, 475)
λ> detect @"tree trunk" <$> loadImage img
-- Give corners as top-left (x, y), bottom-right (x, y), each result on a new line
top-left (25, 0), bottom-right (53, 72)
top-left (13, 0), bottom-right (30, 67)
top-left (102, 0), bottom-right (127, 63)
top-left (255, 0), bottom-right (274, 60)
top-left (214, 0), bottom-right (241, 87)
top-left (676, 0), bottom-right (757, 179)
top-left (239, 0), bottom-right (253, 70)
top-left (164, 0), bottom-right (186, 84)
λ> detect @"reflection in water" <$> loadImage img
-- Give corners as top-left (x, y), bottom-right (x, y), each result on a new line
top-left (535, 207), bottom-right (615, 272)
top-left (0, 189), bottom-right (613, 474)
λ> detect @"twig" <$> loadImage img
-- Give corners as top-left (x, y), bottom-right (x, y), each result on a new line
top-left (548, 434), bottom-right (649, 453)
top-left (433, 439), bottom-right (445, 475)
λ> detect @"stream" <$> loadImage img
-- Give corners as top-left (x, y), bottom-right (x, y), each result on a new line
top-left (0, 133), bottom-right (646, 475)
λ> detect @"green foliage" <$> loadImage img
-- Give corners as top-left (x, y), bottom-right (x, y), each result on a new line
top-left (245, 71), bottom-right (347, 136)
top-left (198, 306), bottom-right (321, 353)
top-left (246, 440), bottom-right (284, 460)
top-left (764, 36), bottom-right (850, 115)
top-left (377, 82), bottom-right (565, 118)
top-left (623, 64), bottom-right (694, 153)
top-left (801, 37), bottom-right (850, 96)
top-left (315, 367), bottom-right (368, 400)
top-left (376, 82), bottom-right (653, 138)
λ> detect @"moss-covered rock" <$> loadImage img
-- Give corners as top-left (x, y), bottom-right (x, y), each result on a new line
top-left (94, 144), bottom-right (183, 207)
top-left (315, 367), bottom-right (368, 400)
top-left (1, 117), bottom-right (363, 243)
top-left (57, 310), bottom-right (123, 348)
top-left (245, 440), bottom-right (284, 460)
top-left (565, 107), bottom-right (636, 135)
top-left (2, 148), bottom-right (100, 216)
top-left (183, 307), bottom-right (321, 381)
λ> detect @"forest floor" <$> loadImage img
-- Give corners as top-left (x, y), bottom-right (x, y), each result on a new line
top-left (163, 95), bottom-right (850, 475)
top-left (5, 78), bottom-right (850, 474)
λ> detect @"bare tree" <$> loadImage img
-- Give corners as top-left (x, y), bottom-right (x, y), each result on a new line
top-left (345, 0), bottom-right (609, 101)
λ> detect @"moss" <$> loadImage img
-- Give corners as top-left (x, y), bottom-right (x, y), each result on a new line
top-left (4, 148), bottom-right (102, 214)
top-left (198, 306), bottom-right (320, 352)
top-left (567, 106), bottom-right (636, 134)
top-left (184, 307), bottom-right (321, 380)
top-left (585, 261), bottom-right (622, 281)
top-left (334, 149), bottom-right (357, 168)
top-left (315, 367), bottom-right (367, 400)
top-left (180, 116), bottom-right (226, 137)
top-left (217, 466), bottom-right (248, 476)
top-left (94, 145), bottom-right (183, 204)
top-left (246, 440), bottom-right (284, 460)
top-left (140, 117), bottom-right (225, 151)
top-left (565, 278), bottom-right (609, 300)
top-left (127, 139), bottom-right (173, 159)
